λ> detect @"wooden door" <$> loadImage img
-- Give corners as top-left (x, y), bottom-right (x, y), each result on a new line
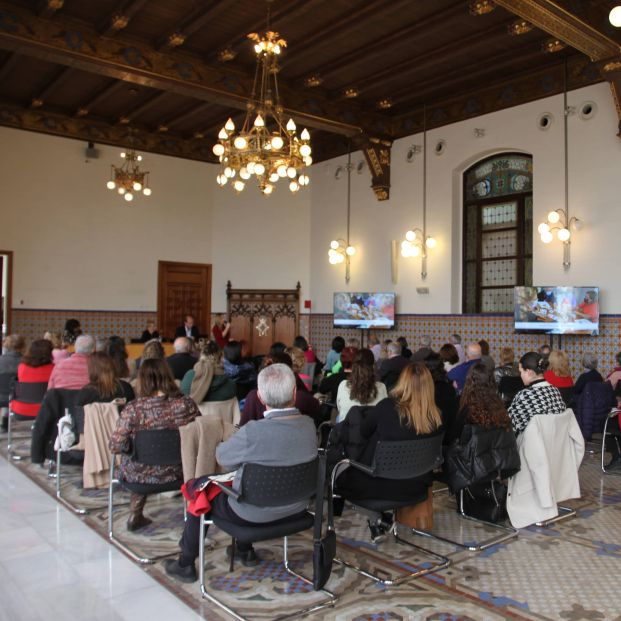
top-left (0, 251), bottom-right (12, 336)
top-left (157, 261), bottom-right (211, 341)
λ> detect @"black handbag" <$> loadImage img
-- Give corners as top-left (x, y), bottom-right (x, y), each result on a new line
top-left (461, 479), bottom-right (508, 523)
top-left (313, 452), bottom-right (336, 590)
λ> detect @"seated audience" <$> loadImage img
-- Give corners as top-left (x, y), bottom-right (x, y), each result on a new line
top-left (293, 335), bottom-right (317, 364)
top-left (424, 353), bottom-right (459, 434)
top-left (43, 331), bottom-right (69, 364)
top-left (241, 352), bottom-right (321, 426)
top-left (378, 341), bottom-right (409, 391)
top-left (9, 339), bottom-right (54, 418)
top-left (334, 362), bottom-right (443, 503)
top-left (76, 352), bottom-right (135, 407)
top-left (494, 347), bottom-right (519, 384)
top-left (397, 336), bottom-right (413, 359)
top-left (107, 335), bottom-right (135, 381)
top-left (175, 314), bottom-right (199, 340)
top-left (318, 346), bottom-right (356, 403)
top-left (606, 351), bottom-right (621, 389)
top-left (573, 352), bottom-right (603, 397)
top-left (478, 339), bottom-right (495, 374)
top-left (181, 341), bottom-right (235, 403)
top-left (140, 321), bottom-right (159, 343)
top-left (331, 338), bottom-right (361, 375)
top-left (0, 334), bottom-right (25, 430)
top-left (62, 318), bottom-right (82, 345)
top-left (286, 346), bottom-right (312, 391)
top-left (336, 349), bottom-right (387, 423)
top-left (109, 359), bottom-right (199, 531)
top-left (48, 334), bottom-right (94, 389)
top-left (325, 337), bottom-right (344, 375)
top-left (439, 343), bottom-right (460, 373)
top-left (509, 352), bottom-right (566, 436)
top-left (411, 335), bottom-right (432, 361)
top-left (448, 342), bottom-right (482, 393)
top-left (211, 314), bottom-right (230, 349)
top-left (165, 363), bottom-right (317, 582)
top-left (543, 349), bottom-right (574, 388)
top-left (223, 340), bottom-right (257, 392)
top-left (167, 337), bottom-right (196, 381)
top-left (449, 333), bottom-right (466, 364)
top-left (446, 363), bottom-right (511, 444)
top-left (368, 335), bottom-right (381, 362)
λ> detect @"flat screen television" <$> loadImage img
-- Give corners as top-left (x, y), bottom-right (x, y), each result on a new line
top-left (514, 286), bottom-right (599, 335)
top-left (333, 292), bottom-right (395, 329)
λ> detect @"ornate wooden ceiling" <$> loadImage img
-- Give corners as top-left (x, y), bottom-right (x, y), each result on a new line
top-left (0, 0), bottom-right (620, 199)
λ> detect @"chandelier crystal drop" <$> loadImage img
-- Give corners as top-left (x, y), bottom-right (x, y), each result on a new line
top-left (213, 28), bottom-right (312, 196)
top-left (106, 147), bottom-right (152, 202)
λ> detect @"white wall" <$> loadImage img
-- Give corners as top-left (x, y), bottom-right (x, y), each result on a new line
top-left (309, 82), bottom-right (621, 314)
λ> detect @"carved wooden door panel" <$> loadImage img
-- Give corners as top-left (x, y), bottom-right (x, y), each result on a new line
top-left (157, 261), bottom-right (211, 340)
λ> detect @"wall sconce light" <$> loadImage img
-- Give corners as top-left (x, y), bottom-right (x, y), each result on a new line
top-left (329, 150), bottom-right (356, 283)
top-left (537, 59), bottom-right (582, 271)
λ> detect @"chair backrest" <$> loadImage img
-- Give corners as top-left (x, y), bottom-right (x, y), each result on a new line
top-left (371, 435), bottom-right (444, 479)
top-left (70, 405), bottom-right (85, 434)
top-left (132, 428), bottom-right (182, 466)
top-left (239, 457), bottom-right (319, 507)
top-left (0, 371), bottom-right (16, 406)
top-left (13, 381), bottom-right (48, 404)
top-left (558, 386), bottom-right (574, 408)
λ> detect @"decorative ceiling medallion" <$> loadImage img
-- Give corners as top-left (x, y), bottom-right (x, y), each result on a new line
top-left (31, 98), bottom-right (43, 108)
top-left (469, 0), bottom-right (495, 16)
top-left (304, 74), bottom-right (323, 87)
top-left (110, 14), bottom-right (129, 31)
top-left (508, 19), bottom-right (533, 36)
top-left (118, 116), bottom-right (130, 125)
top-left (76, 107), bottom-right (89, 117)
top-left (167, 32), bottom-right (186, 48)
top-left (157, 125), bottom-right (168, 132)
top-left (255, 316), bottom-right (270, 337)
top-left (217, 47), bottom-right (237, 62)
top-left (377, 98), bottom-right (393, 109)
top-left (343, 87), bottom-right (360, 99)
top-left (194, 131), bottom-right (205, 139)
top-left (542, 38), bottom-right (566, 53)
top-left (603, 60), bottom-right (621, 72)
top-left (47, 0), bottom-right (64, 10)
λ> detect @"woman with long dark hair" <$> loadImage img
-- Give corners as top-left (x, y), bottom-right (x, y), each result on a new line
top-left (107, 336), bottom-right (134, 381)
top-left (76, 352), bottom-right (134, 406)
top-left (109, 359), bottom-right (199, 531)
top-left (336, 349), bottom-right (387, 422)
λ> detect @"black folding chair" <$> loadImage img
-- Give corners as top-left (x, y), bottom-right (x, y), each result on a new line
top-left (601, 408), bottom-right (621, 474)
top-left (199, 455), bottom-right (337, 621)
top-left (0, 371), bottom-right (15, 431)
top-left (330, 436), bottom-right (450, 586)
top-left (8, 381), bottom-right (48, 460)
top-left (108, 428), bottom-right (185, 564)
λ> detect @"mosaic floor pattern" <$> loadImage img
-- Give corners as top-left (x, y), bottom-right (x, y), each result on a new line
top-left (2, 436), bottom-right (621, 621)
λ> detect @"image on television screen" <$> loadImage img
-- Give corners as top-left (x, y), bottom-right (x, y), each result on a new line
top-left (514, 286), bottom-right (599, 335)
top-left (333, 292), bottom-right (395, 329)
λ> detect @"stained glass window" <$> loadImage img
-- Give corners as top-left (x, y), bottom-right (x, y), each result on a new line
top-left (463, 154), bottom-right (533, 313)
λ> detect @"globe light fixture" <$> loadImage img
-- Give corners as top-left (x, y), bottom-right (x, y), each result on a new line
top-left (105, 145), bottom-right (152, 201)
top-left (610, 5), bottom-right (621, 27)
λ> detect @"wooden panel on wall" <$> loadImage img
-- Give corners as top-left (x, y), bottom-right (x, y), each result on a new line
top-left (226, 281), bottom-right (300, 357)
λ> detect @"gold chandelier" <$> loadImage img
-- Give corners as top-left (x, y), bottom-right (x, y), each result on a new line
top-left (212, 26), bottom-right (312, 196)
top-left (106, 147), bottom-right (152, 202)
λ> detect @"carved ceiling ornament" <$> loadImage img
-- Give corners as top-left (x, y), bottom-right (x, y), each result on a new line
top-left (469, 0), bottom-right (496, 16)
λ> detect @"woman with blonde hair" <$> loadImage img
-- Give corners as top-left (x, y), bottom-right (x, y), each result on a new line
top-left (544, 349), bottom-right (574, 388)
top-left (286, 346), bottom-right (312, 391)
top-left (334, 362), bottom-right (443, 504)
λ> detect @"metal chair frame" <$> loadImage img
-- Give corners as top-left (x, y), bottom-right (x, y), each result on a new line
top-left (534, 505), bottom-right (576, 527)
top-left (330, 437), bottom-right (450, 586)
top-left (108, 429), bottom-right (185, 564)
top-left (198, 458), bottom-right (338, 621)
top-left (601, 408), bottom-right (621, 475)
top-left (7, 410), bottom-right (35, 460)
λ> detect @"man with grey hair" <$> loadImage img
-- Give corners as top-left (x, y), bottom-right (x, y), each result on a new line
top-left (411, 335), bottom-right (433, 362)
top-left (165, 363), bottom-right (317, 583)
top-left (166, 336), bottom-right (195, 380)
top-left (448, 342), bottom-right (482, 392)
top-left (574, 352), bottom-right (603, 397)
top-left (449, 333), bottom-right (466, 364)
top-left (48, 334), bottom-right (94, 389)
top-left (379, 340), bottom-right (409, 391)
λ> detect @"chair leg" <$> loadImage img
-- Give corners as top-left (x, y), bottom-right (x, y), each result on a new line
top-left (55, 445), bottom-right (88, 515)
top-left (410, 489), bottom-right (518, 552)
top-left (535, 505), bottom-right (576, 527)
top-left (7, 412), bottom-right (24, 461)
top-left (601, 414), bottom-right (621, 475)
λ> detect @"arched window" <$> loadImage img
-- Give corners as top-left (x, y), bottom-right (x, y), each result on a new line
top-left (463, 153), bottom-right (533, 313)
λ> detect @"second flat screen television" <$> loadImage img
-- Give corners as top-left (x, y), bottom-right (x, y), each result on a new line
top-left (514, 286), bottom-right (599, 335)
top-left (333, 292), bottom-right (395, 329)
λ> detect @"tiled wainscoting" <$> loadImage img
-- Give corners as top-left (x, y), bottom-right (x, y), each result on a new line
top-left (10, 309), bottom-right (621, 377)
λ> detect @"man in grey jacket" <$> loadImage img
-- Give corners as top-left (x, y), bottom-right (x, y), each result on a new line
top-left (165, 363), bottom-right (317, 582)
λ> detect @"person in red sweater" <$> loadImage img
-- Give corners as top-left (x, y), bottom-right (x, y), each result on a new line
top-left (211, 314), bottom-right (231, 349)
top-left (543, 349), bottom-right (574, 388)
top-left (10, 339), bottom-right (54, 417)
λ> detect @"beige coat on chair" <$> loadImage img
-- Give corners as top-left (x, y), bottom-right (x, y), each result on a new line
top-left (507, 409), bottom-right (585, 528)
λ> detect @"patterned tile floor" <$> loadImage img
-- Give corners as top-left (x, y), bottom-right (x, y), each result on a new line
top-left (2, 436), bottom-right (621, 621)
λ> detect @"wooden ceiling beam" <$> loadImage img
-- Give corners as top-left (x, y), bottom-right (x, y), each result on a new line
top-left (493, 0), bottom-right (620, 61)
top-left (156, 2), bottom-right (226, 51)
top-left (162, 102), bottom-right (211, 131)
top-left (98, 0), bottom-right (149, 38)
top-left (0, 52), bottom-right (19, 82)
top-left (0, 2), bottom-right (381, 138)
top-left (29, 66), bottom-right (73, 108)
top-left (291, 1), bottom-right (465, 82)
top-left (74, 79), bottom-right (127, 117)
top-left (122, 91), bottom-right (169, 123)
